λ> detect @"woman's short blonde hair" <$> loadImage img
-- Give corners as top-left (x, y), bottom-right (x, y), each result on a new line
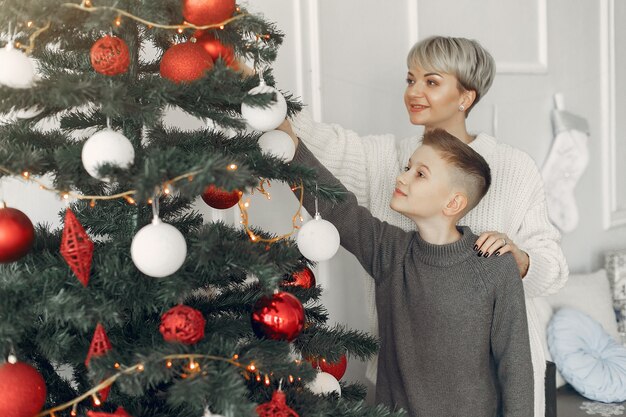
top-left (407, 36), bottom-right (495, 115)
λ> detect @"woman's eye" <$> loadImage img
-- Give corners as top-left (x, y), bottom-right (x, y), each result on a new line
top-left (406, 78), bottom-right (415, 85)
top-left (427, 79), bottom-right (437, 86)
top-left (403, 166), bottom-right (410, 172)
top-left (418, 171), bottom-right (425, 178)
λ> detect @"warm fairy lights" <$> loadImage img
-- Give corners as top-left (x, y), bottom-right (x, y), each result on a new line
top-left (238, 180), bottom-right (305, 244)
top-left (62, 1), bottom-right (248, 31)
top-left (35, 352), bottom-right (298, 417)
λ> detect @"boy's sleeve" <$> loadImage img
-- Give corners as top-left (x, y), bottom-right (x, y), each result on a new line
top-left (292, 141), bottom-right (412, 281)
top-left (490, 255), bottom-right (534, 417)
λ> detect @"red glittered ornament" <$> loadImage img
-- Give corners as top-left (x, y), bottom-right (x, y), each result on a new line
top-left (183, 0), bottom-right (236, 26)
top-left (0, 361), bottom-right (47, 417)
top-left (160, 42), bottom-right (213, 83)
top-left (256, 390), bottom-right (299, 417)
top-left (90, 35), bottom-right (130, 76)
top-left (159, 305), bottom-right (206, 344)
top-left (309, 354), bottom-right (348, 381)
top-left (60, 208), bottom-right (94, 287)
top-left (0, 205), bottom-right (34, 263)
top-left (251, 291), bottom-right (304, 342)
top-left (201, 185), bottom-right (241, 209)
top-left (193, 30), bottom-right (238, 70)
top-left (282, 266), bottom-right (315, 289)
top-left (87, 407), bottom-right (133, 417)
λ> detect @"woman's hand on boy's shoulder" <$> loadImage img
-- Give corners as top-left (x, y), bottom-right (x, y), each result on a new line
top-left (474, 231), bottom-right (530, 278)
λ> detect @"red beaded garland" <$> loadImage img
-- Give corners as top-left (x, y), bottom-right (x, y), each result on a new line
top-left (251, 292), bottom-right (305, 341)
top-left (90, 36), bottom-right (130, 76)
top-left (159, 305), bottom-right (206, 344)
top-left (160, 42), bottom-right (214, 84)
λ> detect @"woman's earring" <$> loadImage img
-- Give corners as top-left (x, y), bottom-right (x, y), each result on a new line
top-left (458, 104), bottom-right (465, 112)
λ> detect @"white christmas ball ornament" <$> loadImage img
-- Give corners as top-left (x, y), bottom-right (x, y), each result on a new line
top-left (241, 81), bottom-right (287, 132)
top-left (0, 44), bottom-right (36, 88)
top-left (82, 129), bottom-right (135, 180)
top-left (131, 216), bottom-right (187, 278)
top-left (258, 130), bottom-right (295, 162)
top-left (296, 214), bottom-right (340, 262)
top-left (307, 371), bottom-right (341, 396)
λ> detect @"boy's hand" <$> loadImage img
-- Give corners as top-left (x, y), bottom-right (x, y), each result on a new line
top-left (474, 231), bottom-right (530, 278)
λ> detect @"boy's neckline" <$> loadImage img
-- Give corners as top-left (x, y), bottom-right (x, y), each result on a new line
top-left (412, 226), bottom-right (477, 267)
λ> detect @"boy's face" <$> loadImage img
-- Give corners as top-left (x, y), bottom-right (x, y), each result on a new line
top-left (390, 145), bottom-right (454, 220)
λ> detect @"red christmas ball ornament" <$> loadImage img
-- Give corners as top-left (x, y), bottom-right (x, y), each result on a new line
top-left (310, 354), bottom-right (348, 381)
top-left (160, 42), bottom-right (213, 83)
top-left (159, 305), bottom-right (206, 344)
top-left (0, 205), bottom-right (35, 263)
top-left (201, 185), bottom-right (241, 209)
top-left (183, 0), bottom-right (236, 26)
top-left (0, 361), bottom-right (47, 417)
top-left (251, 291), bottom-right (305, 342)
top-left (256, 390), bottom-right (299, 417)
top-left (192, 31), bottom-right (238, 70)
top-left (282, 266), bottom-right (316, 289)
top-left (90, 35), bottom-right (130, 76)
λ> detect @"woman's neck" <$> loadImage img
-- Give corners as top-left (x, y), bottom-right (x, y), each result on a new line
top-left (425, 122), bottom-right (474, 144)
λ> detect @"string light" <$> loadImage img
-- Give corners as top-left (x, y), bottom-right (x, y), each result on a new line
top-left (264, 375), bottom-right (271, 386)
top-left (21, 171), bottom-right (30, 179)
top-left (114, 362), bottom-right (120, 369)
top-left (137, 364), bottom-right (145, 372)
top-left (91, 394), bottom-right (101, 406)
top-left (114, 16), bottom-right (122, 26)
top-left (70, 404), bottom-right (78, 417)
top-left (238, 181), bottom-right (305, 244)
top-left (62, 2), bottom-right (248, 31)
top-left (166, 360), bottom-right (173, 368)
top-left (227, 163), bottom-right (238, 171)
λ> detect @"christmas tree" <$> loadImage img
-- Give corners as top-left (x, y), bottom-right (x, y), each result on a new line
top-left (0, 1), bottom-right (405, 416)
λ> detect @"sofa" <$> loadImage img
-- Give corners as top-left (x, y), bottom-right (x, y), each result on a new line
top-left (539, 250), bottom-right (626, 416)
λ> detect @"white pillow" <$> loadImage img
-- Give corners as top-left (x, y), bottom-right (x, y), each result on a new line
top-left (544, 269), bottom-right (620, 388)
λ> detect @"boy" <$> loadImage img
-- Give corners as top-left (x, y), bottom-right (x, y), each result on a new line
top-left (288, 128), bottom-right (533, 416)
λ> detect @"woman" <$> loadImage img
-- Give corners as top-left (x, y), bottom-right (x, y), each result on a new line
top-left (279, 36), bottom-right (568, 416)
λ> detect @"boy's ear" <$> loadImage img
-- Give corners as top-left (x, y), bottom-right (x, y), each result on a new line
top-left (443, 193), bottom-right (468, 217)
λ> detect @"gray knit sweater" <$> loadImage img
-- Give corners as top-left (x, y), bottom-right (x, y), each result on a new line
top-left (293, 143), bottom-right (534, 417)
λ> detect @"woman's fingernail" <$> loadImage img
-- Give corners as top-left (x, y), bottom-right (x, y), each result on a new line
top-left (495, 251), bottom-right (501, 257)
top-left (473, 245), bottom-right (479, 251)
top-left (477, 251), bottom-right (483, 257)
top-left (484, 252), bottom-right (489, 258)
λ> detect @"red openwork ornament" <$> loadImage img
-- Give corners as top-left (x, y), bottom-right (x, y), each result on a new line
top-left (201, 184), bottom-right (241, 209)
top-left (282, 266), bottom-right (316, 289)
top-left (251, 292), bottom-right (305, 342)
top-left (85, 323), bottom-right (112, 367)
top-left (87, 407), bottom-right (133, 417)
top-left (256, 390), bottom-right (299, 417)
top-left (159, 305), bottom-right (206, 345)
top-left (60, 208), bottom-right (94, 287)
top-left (90, 36), bottom-right (130, 76)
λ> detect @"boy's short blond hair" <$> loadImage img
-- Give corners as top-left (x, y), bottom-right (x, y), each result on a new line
top-left (407, 36), bottom-right (496, 115)
top-left (422, 129), bottom-right (491, 216)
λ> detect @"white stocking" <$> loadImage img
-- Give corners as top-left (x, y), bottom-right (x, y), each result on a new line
top-left (541, 111), bottom-right (589, 233)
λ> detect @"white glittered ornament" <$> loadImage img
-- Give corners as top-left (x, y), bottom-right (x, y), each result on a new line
top-left (297, 213), bottom-right (340, 262)
top-left (131, 216), bottom-right (187, 278)
top-left (258, 130), bottom-right (295, 162)
top-left (81, 129), bottom-right (135, 180)
top-left (307, 371), bottom-right (341, 396)
top-left (241, 79), bottom-right (287, 132)
top-left (0, 44), bottom-right (36, 89)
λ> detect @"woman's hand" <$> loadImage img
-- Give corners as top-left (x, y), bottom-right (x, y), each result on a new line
top-left (474, 231), bottom-right (530, 278)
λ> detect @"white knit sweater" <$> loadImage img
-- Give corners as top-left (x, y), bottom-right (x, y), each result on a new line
top-left (291, 110), bottom-right (569, 417)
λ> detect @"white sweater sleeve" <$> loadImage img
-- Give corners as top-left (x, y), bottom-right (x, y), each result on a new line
top-left (516, 164), bottom-right (569, 298)
top-left (290, 109), bottom-right (398, 210)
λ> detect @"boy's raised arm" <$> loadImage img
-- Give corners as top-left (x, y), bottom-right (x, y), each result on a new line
top-left (490, 255), bottom-right (535, 417)
top-left (290, 139), bottom-right (413, 281)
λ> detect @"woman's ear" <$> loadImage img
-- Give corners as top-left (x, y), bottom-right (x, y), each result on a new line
top-left (461, 90), bottom-right (477, 111)
top-left (443, 193), bottom-right (468, 217)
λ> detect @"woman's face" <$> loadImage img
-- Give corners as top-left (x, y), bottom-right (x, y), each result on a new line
top-left (404, 64), bottom-right (467, 130)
